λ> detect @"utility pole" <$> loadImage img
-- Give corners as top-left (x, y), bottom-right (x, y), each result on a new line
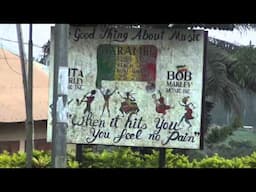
top-left (51, 24), bottom-right (69, 168)
top-left (16, 24), bottom-right (33, 168)
top-left (27, 24), bottom-right (34, 168)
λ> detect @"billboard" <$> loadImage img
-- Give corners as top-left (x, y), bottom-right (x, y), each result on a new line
top-left (47, 25), bottom-right (207, 149)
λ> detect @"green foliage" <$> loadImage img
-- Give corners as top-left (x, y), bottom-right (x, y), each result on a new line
top-left (166, 149), bottom-right (192, 168)
top-left (203, 127), bottom-right (256, 159)
top-left (67, 151), bottom-right (80, 168)
top-left (205, 142), bottom-right (254, 159)
top-left (175, 149), bottom-right (206, 161)
top-left (80, 148), bottom-right (256, 168)
top-left (10, 152), bottom-right (26, 168)
top-left (231, 45), bottom-right (256, 92)
top-left (232, 116), bottom-right (243, 129)
top-left (32, 150), bottom-right (51, 168)
top-left (193, 154), bottom-right (234, 168)
top-left (205, 101), bottom-right (215, 133)
top-left (206, 116), bottom-right (242, 144)
top-left (0, 150), bottom-right (80, 168)
top-left (2, 148), bottom-right (256, 168)
top-left (225, 140), bottom-right (255, 158)
top-left (242, 152), bottom-right (256, 168)
top-left (67, 160), bottom-right (80, 168)
top-left (0, 151), bottom-right (25, 168)
top-left (207, 43), bottom-right (241, 115)
top-left (81, 147), bottom-right (144, 168)
top-left (142, 150), bottom-right (159, 168)
top-left (206, 126), bottom-right (233, 143)
top-left (0, 151), bottom-right (26, 168)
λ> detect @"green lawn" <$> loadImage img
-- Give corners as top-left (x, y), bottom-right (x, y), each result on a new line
top-left (223, 128), bottom-right (256, 144)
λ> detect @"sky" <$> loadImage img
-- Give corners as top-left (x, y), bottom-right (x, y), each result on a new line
top-left (0, 24), bottom-right (54, 60)
top-left (0, 24), bottom-right (256, 60)
top-left (207, 28), bottom-right (256, 46)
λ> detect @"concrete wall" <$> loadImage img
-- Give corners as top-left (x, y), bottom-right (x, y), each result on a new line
top-left (241, 89), bottom-right (256, 127)
top-left (210, 89), bottom-right (256, 128)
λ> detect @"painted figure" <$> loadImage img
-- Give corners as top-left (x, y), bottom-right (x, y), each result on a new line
top-left (178, 96), bottom-right (195, 128)
top-left (76, 89), bottom-right (97, 114)
top-left (152, 90), bottom-right (173, 115)
top-left (100, 87), bottom-right (117, 117)
top-left (118, 91), bottom-right (139, 117)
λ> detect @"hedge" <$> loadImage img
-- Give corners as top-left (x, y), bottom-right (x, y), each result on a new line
top-left (1, 148), bottom-right (256, 168)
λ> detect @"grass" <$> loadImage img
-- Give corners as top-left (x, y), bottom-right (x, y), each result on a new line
top-left (223, 128), bottom-right (256, 144)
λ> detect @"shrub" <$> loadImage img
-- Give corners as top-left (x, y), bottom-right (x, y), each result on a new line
top-left (32, 150), bottom-right (51, 168)
top-left (166, 149), bottom-right (192, 168)
top-left (81, 147), bottom-right (144, 168)
top-left (193, 154), bottom-right (234, 168)
top-left (0, 150), bottom-right (79, 168)
top-left (1, 148), bottom-right (256, 168)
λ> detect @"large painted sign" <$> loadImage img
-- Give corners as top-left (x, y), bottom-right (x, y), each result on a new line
top-left (47, 25), bottom-right (207, 149)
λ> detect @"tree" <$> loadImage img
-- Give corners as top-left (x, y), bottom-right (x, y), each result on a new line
top-left (38, 40), bottom-right (50, 65)
top-left (206, 43), bottom-right (242, 116)
top-left (229, 45), bottom-right (256, 92)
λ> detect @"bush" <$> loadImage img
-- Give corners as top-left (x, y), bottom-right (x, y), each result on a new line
top-left (81, 147), bottom-right (144, 168)
top-left (32, 150), bottom-right (51, 168)
top-left (193, 154), bottom-right (234, 168)
top-left (206, 117), bottom-right (243, 145)
top-left (0, 151), bottom-right (25, 168)
top-left (0, 150), bottom-right (79, 168)
top-left (205, 140), bottom-right (256, 159)
top-left (232, 116), bottom-right (243, 129)
top-left (206, 125), bottom-right (235, 144)
top-left (241, 152), bottom-right (256, 168)
top-left (166, 149), bottom-right (192, 168)
top-left (67, 151), bottom-right (80, 168)
top-left (80, 148), bottom-right (256, 168)
top-left (2, 148), bottom-right (256, 168)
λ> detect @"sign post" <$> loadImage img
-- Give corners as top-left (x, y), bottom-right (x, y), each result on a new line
top-left (51, 24), bottom-right (69, 168)
top-left (76, 144), bottom-right (83, 162)
top-left (159, 148), bottom-right (166, 168)
top-left (27, 24), bottom-right (34, 168)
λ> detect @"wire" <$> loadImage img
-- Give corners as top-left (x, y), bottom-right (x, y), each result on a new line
top-left (0, 37), bottom-right (42, 48)
top-left (0, 46), bottom-right (21, 75)
top-left (0, 25), bottom-right (23, 75)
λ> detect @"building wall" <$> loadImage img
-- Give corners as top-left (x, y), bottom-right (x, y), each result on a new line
top-left (0, 120), bottom-right (51, 153)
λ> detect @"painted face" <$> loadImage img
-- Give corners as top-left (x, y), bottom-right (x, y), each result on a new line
top-left (106, 89), bottom-right (110, 94)
top-left (182, 96), bottom-right (189, 104)
top-left (91, 90), bottom-right (96, 95)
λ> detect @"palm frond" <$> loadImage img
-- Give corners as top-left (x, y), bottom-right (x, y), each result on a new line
top-left (207, 43), bottom-right (242, 115)
top-left (230, 45), bottom-right (256, 92)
